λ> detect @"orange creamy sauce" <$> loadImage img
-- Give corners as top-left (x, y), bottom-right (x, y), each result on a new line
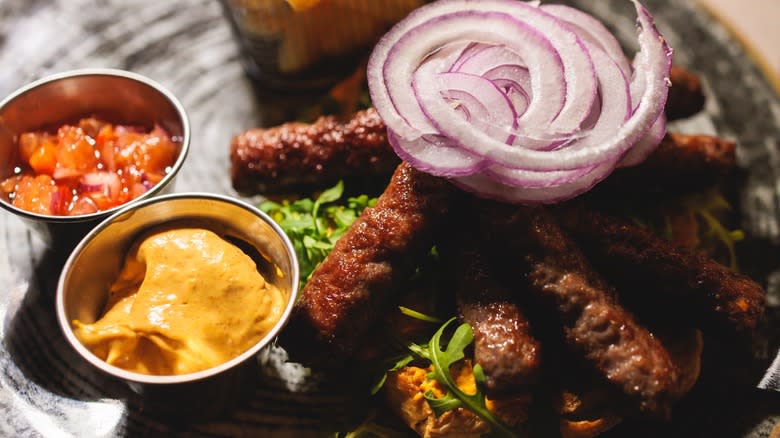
top-left (1, 118), bottom-right (178, 216)
top-left (72, 227), bottom-right (286, 375)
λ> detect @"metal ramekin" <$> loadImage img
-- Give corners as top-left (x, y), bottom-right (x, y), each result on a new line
top-left (56, 193), bottom-right (300, 418)
top-left (0, 69), bottom-right (190, 247)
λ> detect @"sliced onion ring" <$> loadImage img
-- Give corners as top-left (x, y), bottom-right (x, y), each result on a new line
top-left (367, 0), bottom-right (672, 204)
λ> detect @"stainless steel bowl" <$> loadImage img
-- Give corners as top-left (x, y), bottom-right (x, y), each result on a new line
top-left (0, 69), bottom-right (190, 247)
top-left (56, 193), bottom-right (300, 417)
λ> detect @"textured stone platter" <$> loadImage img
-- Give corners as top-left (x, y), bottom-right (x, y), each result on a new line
top-left (0, 0), bottom-right (778, 436)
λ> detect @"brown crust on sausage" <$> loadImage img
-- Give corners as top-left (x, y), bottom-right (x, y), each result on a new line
top-left (230, 108), bottom-right (399, 194)
top-left (229, 65), bottom-right (705, 194)
top-left (594, 132), bottom-right (736, 196)
top-left (281, 162), bottom-right (455, 363)
top-left (666, 66), bottom-right (706, 120)
top-left (449, 246), bottom-right (542, 395)
top-left (553, 204), bottom-right (765, 337)
top-left (479, 203), bottom-right (679, 418)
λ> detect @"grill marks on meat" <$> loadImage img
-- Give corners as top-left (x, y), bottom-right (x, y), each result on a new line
top-left (448, 246), bottom-right (541, 395)
top-left (666, 66), bottom-right (706, 120)
top-left (282, 162), bottom-right (454, 362)
top-left (230, 108), bottom-right (399, 193)
top-left (480, 204), bottom-right (678, 418)
top-left (553, 205), bottom-right (765, 337)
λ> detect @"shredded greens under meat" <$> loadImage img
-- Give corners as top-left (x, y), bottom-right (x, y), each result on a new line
top-left (627, 188), bottom-right (744, 271)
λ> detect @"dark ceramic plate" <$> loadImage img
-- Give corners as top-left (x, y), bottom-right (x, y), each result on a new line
top-left (0, 0), bottom-right (778, 437)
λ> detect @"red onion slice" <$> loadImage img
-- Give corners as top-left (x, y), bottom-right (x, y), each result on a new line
top-left (483, 163), bottom-right (599, 189)
top-left (388, 11), bottom-right (567, 139)
top-left (52, 167), bottom-right (84, 180)
top-left (368, 0), bottom-right (672, 204)
top-left (417, 71), bottom-right (518, 144)
top-left (453, 45), bottom-right (527, 76)
top-left (50, 188), bottom-right (65, 215)
top-left (618, 113), bottom-right (667, 167)
top-left (454, 159), bottom-right (615, 204)
top-left (68, 196), bottom-right (99, 216)
top-left (449, 42), bottom-right (495, 73)
top-left (387, 130), bottom-right (485, 176)
top-left (541, 4), bottom-right (633, 80)
top-left (79, 172), bottom-right (121, 197)
top-left (449, 2), bottom-right (600, 140)
top-left (479, 66), bottom-right (534, 135)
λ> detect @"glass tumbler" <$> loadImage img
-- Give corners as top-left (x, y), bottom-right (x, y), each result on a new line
top-left (220, 0), bottom-right (425, 93)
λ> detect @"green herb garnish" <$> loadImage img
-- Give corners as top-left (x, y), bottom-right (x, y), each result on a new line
top-left (398, 306), bottom-right (443, 323)
top-left (368, 309), bottom-right (518, 437)
top-left (369, 306), bottom-right (442, 396)
top-left (406, 318), bottom-right (519, 438)
top-left (259, 181), bottom-right (377, 287)
top-left (628, 188), bottom-right (745, 271)
top-left (682, 189), bottom-right (744, 271)
top-left (369, 354), bottom-right (415, 397)
top-left (331, 411), bottom-right (409, 438)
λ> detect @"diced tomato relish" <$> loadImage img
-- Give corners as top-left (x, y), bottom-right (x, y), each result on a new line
top-left (1, 118), bottom-right (178, 216)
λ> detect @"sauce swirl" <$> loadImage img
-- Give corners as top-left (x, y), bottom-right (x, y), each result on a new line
top-left (73, 227), bottom-right (286, 375)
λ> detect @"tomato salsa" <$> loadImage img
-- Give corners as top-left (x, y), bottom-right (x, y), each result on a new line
top-left (0, 118), bottom-right (178, 216)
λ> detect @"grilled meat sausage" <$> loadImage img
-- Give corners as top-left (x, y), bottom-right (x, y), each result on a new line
top-left (231, 70), bottom-right (708, 195)
top-left (595, 132), bottom-right (736, 196)
top-left (281, 162), bottom-right (455, 363)
top-left (553, 205), bottom-right (765, 337)
top-left (230, 108), bottom-right (399, 194)
top-left (448, 245), bottom-right (542, 395)
top-left (480, 203), bottom-right (679, 418)
top-left (232, 114), bottom-right (732, 197)
top-left (665, 66), bottom-right (706, 120)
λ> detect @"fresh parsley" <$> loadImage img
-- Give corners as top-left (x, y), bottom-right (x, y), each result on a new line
top-left (259, 181), bottom-right (377, 288)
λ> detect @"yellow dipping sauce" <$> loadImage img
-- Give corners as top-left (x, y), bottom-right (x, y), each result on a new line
top-left (72, 227), bottom-right (286, 375)
top-left (286, 0), bottom-right (320, 12)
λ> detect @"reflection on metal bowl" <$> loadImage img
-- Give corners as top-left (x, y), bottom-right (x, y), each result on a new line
top-left (56, 193), bottom-right (300, 418)
top-left (0, 69), bottom-right (190, 248)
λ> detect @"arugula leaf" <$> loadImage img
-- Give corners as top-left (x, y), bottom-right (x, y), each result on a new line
top-left (414, 318), bottom-right (519, 438)
top-left (259, 181), bottom-right (377, 288)
top-left (406, 341), bottom-right (429, 360)
top-left (369, 354), bottom-right (414, 396)
top-left (398, 306), bottom-right (443, 323)
top-left (424, 390), bottom-right (463, 414)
